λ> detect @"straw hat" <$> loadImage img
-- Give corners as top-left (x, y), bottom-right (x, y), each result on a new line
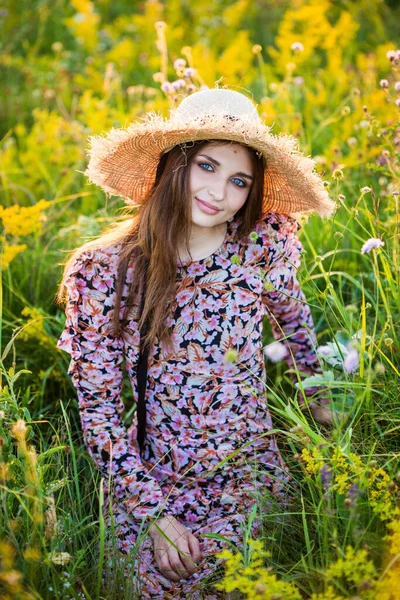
top-left (85, 88), bottom-right (335, 218)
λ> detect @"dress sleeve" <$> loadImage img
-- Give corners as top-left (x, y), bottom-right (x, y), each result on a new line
top-left (260, 214), bottom-right (328, 405)
top-left (56, 247), bottom-right (171, 522)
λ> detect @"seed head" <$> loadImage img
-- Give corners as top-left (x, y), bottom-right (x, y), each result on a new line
top-left (291, 41), bottom-right (304, 52)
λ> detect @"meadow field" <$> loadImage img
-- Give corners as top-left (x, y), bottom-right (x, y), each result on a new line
top-left (0, 0), bottom-right (399, 598)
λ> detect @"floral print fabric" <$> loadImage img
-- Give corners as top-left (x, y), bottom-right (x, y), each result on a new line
top-left (57, 212), bottom-right (323, 598)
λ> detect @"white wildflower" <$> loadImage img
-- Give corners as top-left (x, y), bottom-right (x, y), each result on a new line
top-left (361, 238), bottom-right (384, 254)
top-left (49, 552), bottom-right (73, 565)
top-left (343, 348), bottom-right (360, 374)
top-left (264, 341), bottom-right (287, 363)
top-left (291, 42), bottom-right (304, 52)
top-left (183, 67), bottom-right (197, 78)
top-left (173, 58), bottom-right (186, 70)
top-left (161, 81), bottom-right (172, 93)
top-left (317, 345), bottom-right (333, 357)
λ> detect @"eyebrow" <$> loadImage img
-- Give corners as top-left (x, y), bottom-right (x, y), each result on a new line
top-left (197, 154), bottom-right (254, 181)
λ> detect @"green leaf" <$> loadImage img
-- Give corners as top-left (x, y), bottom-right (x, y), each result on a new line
top-left (295, 370), bottom-right (335, 389)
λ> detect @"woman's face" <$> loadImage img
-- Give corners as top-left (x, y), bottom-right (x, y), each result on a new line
top-left (188, 142), bottom-right (254, 229)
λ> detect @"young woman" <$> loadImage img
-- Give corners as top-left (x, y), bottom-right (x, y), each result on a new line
top-left (56, 88), bottom-right (335, 599)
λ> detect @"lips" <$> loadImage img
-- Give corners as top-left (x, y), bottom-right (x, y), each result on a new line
top-left (195, 197), bottom-right (222, 212)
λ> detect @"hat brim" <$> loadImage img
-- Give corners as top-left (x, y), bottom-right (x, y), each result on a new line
top-left (84, 112), bottom-right (335, 218)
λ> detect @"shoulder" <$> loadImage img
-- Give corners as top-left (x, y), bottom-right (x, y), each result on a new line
top-left (63, 242), bottom-right (123, 301)
top-left (234, 213), bottom-right (301, 262)
top-left (66, 242), bottom-right (122, 277)
top-left (233, 213), bottom-right (301, 266)
top-left (255, 212), bottom-right (301, 240)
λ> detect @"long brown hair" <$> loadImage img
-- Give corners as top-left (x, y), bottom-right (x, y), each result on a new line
top-left (56, 140), bottom-right (266, 349)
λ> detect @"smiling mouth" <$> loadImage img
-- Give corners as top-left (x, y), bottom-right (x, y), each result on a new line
top-left (195, 197), bottom-right (222, 211)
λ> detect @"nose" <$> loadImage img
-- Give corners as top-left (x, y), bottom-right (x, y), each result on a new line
top-left (207, 186), bottom-right (224, 202)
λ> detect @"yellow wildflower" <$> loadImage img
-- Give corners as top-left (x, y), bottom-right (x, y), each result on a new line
top-left (375, 563), bottom-right (400, 600)
top-left (310, 585), bottom-right (347, 600)
top-left (0, 200), bottom-right (50, 237)
top-left (0, 463), bottom-right (10, 482)
top-left (22, 548), bottom-right (41, 561)
top-left (349, 451), bottom-right (364, 474)
top-left (0, 569), bottom-right (23, 587)
top-left (215, 539), bottom-right (301, 599)
top-left (301, 447), bottom-right (325, 475)
top-left (331, 447), bottom-right (348, 469)
top-left (1, 243), bottom-right (27, 269)
top-left (64, 0), bottom-right (100, 52)
top-left (326, 545), bottom-right (376, 587)
top-left (18, 307), bottom-right (54, 351)
top-left (385, 516), bottom-right (400, 556)
top-left (333, 472), bottom-right (351, 495)
top-left (367, 468), bottom-right (396, 521)
top-left (39, 367), bottom-right (65, 384)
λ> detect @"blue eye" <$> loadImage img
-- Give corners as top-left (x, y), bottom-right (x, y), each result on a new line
top-left (199, 162), bottom-right (213, 171)
top-left (232, 177), bottom-right (246, 188)
top-left (198, 162), bottom-right (246, 188)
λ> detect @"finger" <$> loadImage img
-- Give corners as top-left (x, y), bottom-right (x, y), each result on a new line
top-left (158, 554), bottom-right (182, 582)
top-left (168, 549), bottom-right (191, 580)
top-left (154, 543), bottom-right (181, 579)
top-left (188, 534), bottom-right (202, 564)
top-left (177, 540), bottom-right (199, 575)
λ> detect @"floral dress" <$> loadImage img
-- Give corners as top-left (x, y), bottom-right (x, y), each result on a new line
top-left (57, 212), bottom-right (323, 599)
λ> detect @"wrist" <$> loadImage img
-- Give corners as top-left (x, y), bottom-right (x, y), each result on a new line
top-left (148, 515), bottom-right (175, 538)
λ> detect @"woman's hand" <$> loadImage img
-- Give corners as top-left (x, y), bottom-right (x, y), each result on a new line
top-left (148, 516), bottom-right (202, 582)
top-left (310, 403), bottom-right (335, 425)
top-left (309, 402), bottom-right (348, 426)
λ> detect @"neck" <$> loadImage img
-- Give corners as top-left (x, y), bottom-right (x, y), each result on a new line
top-left (178, 221), bottom-right (228, 263)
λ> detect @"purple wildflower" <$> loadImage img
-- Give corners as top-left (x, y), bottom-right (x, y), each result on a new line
top-left (320, 465), bottom-right (333, 491)
top-left (349, 483), bottom-right (359, 499)
top-left (183, 67), bottom-right (197, 78)
top-left (173, 58), bottom-right (186, 70)
top-left (387, 50), bottom-right (400, 63)
top-left (343, 348), bottom-right (360, 374)
top-left (171, 79), bottom-right (186, 91)
top-left (395, 82), bottom-right (400, 92)
top-left (376, 153), bottom-right (388, 166)
top-left (396, 98), bottom-right (400, 108)
top-left (161, 81), bottom-right (172, 93)
top-left (293, 76), bottom-right (304, 86)
top-left (379, 79), bottom-right (389, 89)
top-left (346, 483), bottom-right (360, 509)
top-left (361, 238), bottom-right (385, 254)
top-left (317, 345), bottom-right (332, 357)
